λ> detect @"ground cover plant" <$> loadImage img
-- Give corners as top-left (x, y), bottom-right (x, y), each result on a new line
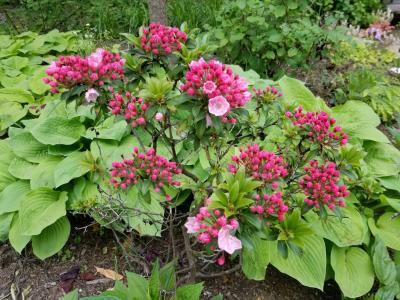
top-left (0, 21), bottom-right (399, 300)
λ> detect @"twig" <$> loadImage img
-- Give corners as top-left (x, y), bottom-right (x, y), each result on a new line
top-left (181, 226), bottom-right (197, 283)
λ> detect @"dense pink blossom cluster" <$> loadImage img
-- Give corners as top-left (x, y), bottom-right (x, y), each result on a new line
top-left (185, 206), bottom-right (241, 257)
top-left (108, 90), bottom-right (149, 127)
top-left (285, 107), bottom-right (348, 146)
top-left (299, 160), bottom-right (348, 210)
top-left (228, 144), bottom-right (288, 186)
top-left (43, 48), bottom-right (124, 94)
top-left (254, 85), bottom-right (282, 103)
top-left (110, 147), bottom-right (181, 200)
top-left (180, 58), bottom-right (251, 119)
top-left (140, 23), bottom-right (187, 55)
top-left (250, 192), bottom-right (288, 221)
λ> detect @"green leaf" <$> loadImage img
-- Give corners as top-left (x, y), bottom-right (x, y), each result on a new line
top-left (380, 195), bottom-right (400, 212)
top-left (273, 5), bottom-right (286, 17)
top-left (0, 212), bottom-right (14, 241)
top-left (91, 135), bottom-right (139, 168)
top-left (31, 116), bottom-right (85, 145)
top-left (159, 261), bottom-right (176, 292)
top-left (331, 246), bottom-right (374, 298)
top-left (32, 216), bottom-right (70, 260)
top-left (29, 66), bottom-right (50, 95)
top-left (368, 213), bottom-right (400, 250)
top-left (84, 117), bottom-right (128, 141)
top-left (19, 188), bottom-right (68, 236)
top-left (122, 187), bottom-right (164, 236)
top-left (304, 205), bottom-right (368, 247)
top-left (126, 272), bottom-right (148, 300)
top-left (0, 101), bottom-right (28, 131)
top-left (54, 151), bottom-right (94, 188)
top-left (8, 157), bottom-right (36, 179)
top-left (372, 237), bottom-right (397, 286)
top-left (10, 131), bottom-right (49, 163)
top-left (241, 234), bottom-right (271, 280)
top-left (148, 262), bottom-right (160, 300)
top-left (61, 289), bottom-right (79, 300)
top-left (364, 142), bottom-right (400, 177)
top-left (331, 101), bottom-right (389, 143)
top-left (9, 213), bottom-right (31, 253)
top-left (270, 235), bottom-right (326, 290)
top-left (0, 87), bottom-right (34, 103)
top-left (176, 282), bottom-right (204, 300)
top-left (0, 180), bottom-right (30, 213)
top-left (278, 76), bottom-right (329, 112)
top-left (199, 148), bottom-right (211, 169)
top-left (30, 156), bottom-right (63, 189)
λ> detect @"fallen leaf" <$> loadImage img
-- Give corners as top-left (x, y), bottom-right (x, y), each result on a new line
top-left (60, 279), bottom-right (74, 293)
top-left (60, 266), bottom-right (80, 281)
top-left (95, 267), bottom-right (123, 281)
top-left (80, 272), bottom-right (96, 281)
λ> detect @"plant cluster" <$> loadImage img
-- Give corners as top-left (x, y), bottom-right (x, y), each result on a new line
top-left (0, 23), bottom-right (399, 300)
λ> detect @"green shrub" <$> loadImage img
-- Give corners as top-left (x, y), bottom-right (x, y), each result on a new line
top-left (209, 0), bottom-right (348, 77)
top-left (312, 0), bottom-right (382, 27)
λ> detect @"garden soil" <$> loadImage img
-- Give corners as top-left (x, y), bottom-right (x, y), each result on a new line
top-left (0, 222), bottom-right (341, 300)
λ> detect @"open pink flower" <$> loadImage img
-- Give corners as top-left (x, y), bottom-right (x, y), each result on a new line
top-left (155, 112), bottom-right (164, 121)
top-left (218, 225), bottom-right (242, 254)
top-left (208, 96), bottom-right (230, 116)
top-left (85, 88), bottom-right (99, 103)
top-left (88, 48), bottom-right (105, 69)
top-left (185, 217), bottom-right (201, 234)
top-left (203, 81), bottom-right (216, 94)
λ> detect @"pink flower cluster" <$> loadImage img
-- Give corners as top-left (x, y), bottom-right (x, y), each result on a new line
top-left (43, 48), bottom-right (124, 94)
top-left (110, 148), bottom-right (181, 200)
top-left (254, 85), bottom-right (282, 103)
top-left (299, 160), bottom-right (348, 210)
top-left (180, 58), bottom-right (251, 119)
top-left (185, 207), bottom-right (241, 256)
top-left (228, 144), bottom-right (288, 186)
top-left (285, 107), bottom-right (348, 146)
top-left (140, 23), bottom-right (187, 56)
top-left (250, 192), bottom-right (288, 221)
top-left (108, 89), bottom-right (149, 127)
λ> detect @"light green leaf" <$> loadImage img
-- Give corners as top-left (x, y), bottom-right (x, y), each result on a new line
top-left (0, 101), bottom-right (28, 131)
top-left (364, 142), bottom-right (400, 177)
top-left (10, 131), bottom-right (49, 163)
top-left (278, 76), bottom-right (329, 112)
top-left (305, 205), bottom-right (368, 247)
top-left (0, 212), bottom-right (14, 241)
top-left (32, 216), bottom-right (70, 260)
top-left (30, 156), bottom-right (63, 189)
top-left (123, 187), bottom-right (164, 237)
top-left (8, 157), bottom-right (37, 179)
top-left (368, 213), bottom-right (400, 250)
top-left (270, 235), bottom-right (326, 290)
top-left (31, 116), bottom-right (85, 145)
top-left (9, 213), bottom-right (31, 253)
top-left (331, 246), bottom-right (374, 298)
top-left (0, 180), bottom-right (30, 213)
top-left (19, 188), bottom-right (68, 236)
top-left (84, 117), bottom-right (128, 141)
top-left (241, 234), bottom-right (271, 280)
top-left (199, 148), bottom-right (211, 169)
top-left (29, 66), bottom-right (50, 95)
top-left (0, 88), bottom-right (34, 103)
top-left (54, 151), bottom-right (94, 188)
top-left (331, 101), bottom-right (389, 143)
top-left (176, 282), bottom-right (204, 300)
top-left (372, 237), bottom-right (397, 286)
top-left (91, 135), bottom-right (139, 168)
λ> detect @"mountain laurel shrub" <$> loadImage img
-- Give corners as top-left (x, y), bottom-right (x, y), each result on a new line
top-left (0, 25), bottom-right (399, 299)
